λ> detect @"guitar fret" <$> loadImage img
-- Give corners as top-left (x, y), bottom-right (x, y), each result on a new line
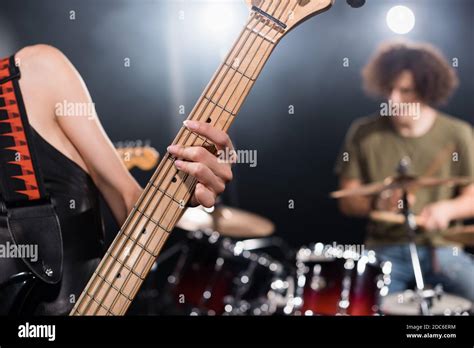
top-left (94, 271), bottom-right (134, 301)
top-left (150, 166), bottom-right (195, 204)
top-left (85, 290), bottom-right (110, 310)
top-left (121, 211), bottom-right (171, 253)
top-left (173, 129), bottom-right (205, 147)
top-left (178, 129), bottom-right (209, 145)
top-left (245, 25), bottom-right (277, 44)
top-left (110, 229), bottom-right (159, 262)
top-left (85, 286), bottom-right (130, 316)
top-left (109, 292), bottom-right (132, 316)
top-left (133, 208), bottom-right (173, 233)
top-left (92, 252), bottom-right (145, 300)
top-left (223, 62), bottom-right (256, 82)
top-left (148, 185), bottom-right (186, 206)
top-left (202, 97), bottom-right (235, 116)
top-left (72, 308), bottom-right (82, 315)
top-left (206, 69), bottom-right (252, 112)
top-left (104, 251), bottom-right (147, 280)
top-left (82, 292), bottom-right (113, 316)
top-left (189, 99), bottom-right (234, 131)
top-left (110, 215), bottom-right (169, 257)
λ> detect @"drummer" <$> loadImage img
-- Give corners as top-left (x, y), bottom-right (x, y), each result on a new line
top-left (334, 41), bottom-right (474, 302)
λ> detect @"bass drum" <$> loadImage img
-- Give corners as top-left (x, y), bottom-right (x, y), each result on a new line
top-left (166, 230), bottom-right (287, 315)
top-left (292, 243), bottom-right (391, 315)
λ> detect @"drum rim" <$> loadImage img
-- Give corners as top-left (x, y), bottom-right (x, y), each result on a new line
top-left (296, 243), bottom-right (378, 264)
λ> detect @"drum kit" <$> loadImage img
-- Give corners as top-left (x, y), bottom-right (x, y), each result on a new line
top-left (153, 162), bottom-right (473, 316)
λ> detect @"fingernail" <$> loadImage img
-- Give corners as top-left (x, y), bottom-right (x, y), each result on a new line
top-left (183, 120), bottom-right (198, 130)
top-left (167, 145), bottom-right (177, 152)
top-left (175, 160), bottom-right (183, 169)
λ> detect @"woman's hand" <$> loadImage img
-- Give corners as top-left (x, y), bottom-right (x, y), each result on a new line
top-left (167, 120), bottom-right (234, 208)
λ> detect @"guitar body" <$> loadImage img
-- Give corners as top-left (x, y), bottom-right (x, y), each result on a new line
top-left (0, 272), bottom-right (42, 315)
top-left (0, 205), bottom-right (63, 315)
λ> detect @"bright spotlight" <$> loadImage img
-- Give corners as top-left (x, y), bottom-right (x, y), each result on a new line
top-left (199, 4), bottom-right (236, 38)
top-left (386, 5), bottom-right (415, 34)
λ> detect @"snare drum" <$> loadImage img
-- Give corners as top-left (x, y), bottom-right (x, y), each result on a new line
top-left (293, 243), bottom-right (391, 315)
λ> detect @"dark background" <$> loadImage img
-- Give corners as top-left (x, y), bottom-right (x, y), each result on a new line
top-left (1, 0), bottom-right (472, 249)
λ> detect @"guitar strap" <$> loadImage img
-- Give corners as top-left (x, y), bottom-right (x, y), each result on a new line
top-left (0, 55), bottom-right (63, 284)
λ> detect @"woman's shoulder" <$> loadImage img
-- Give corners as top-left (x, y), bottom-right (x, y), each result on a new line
top-left (16, 44), bottom-right (77, 87)
top-left (16, 44), bottom-right (67, 65)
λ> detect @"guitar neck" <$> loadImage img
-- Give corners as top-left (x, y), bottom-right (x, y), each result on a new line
top-left (70, 5), bottom-right (287, 316)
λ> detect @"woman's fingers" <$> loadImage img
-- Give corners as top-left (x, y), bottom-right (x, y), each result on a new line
top-left (168, 144), bottom-right (233, 182)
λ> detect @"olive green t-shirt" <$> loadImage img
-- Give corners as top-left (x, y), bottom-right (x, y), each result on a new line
top-left (335, 113), bottom-right (474, 246)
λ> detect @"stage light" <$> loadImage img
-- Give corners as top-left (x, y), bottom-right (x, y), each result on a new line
top-left (198, 4), bottom-right (236, 39)
top-left (386, 5), bottom-right (415, 34)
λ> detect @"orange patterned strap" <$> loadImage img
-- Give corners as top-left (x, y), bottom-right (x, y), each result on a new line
top-left (0, 56), bottom-right (46, 204)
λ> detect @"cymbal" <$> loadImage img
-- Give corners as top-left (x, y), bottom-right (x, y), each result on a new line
top-left (441, 225), bottom-right (474, 246)
top-left (176, 205), bottom-right (275, 238)
top-left (212, 206), bottom-right (275, 238)
top-left (176, 206), bottom-right (213, 231)
top-left (331, 175), bottom-right (472, 199)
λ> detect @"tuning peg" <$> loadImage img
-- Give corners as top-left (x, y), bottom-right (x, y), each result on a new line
top-left (347, 0), bottom-right (365, 8)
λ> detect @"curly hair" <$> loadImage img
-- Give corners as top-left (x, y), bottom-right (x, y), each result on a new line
top-left (362, 41), bottom-right (459, 106)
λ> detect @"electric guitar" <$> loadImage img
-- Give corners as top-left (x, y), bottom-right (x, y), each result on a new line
top-left (71, 0), bottom-right (336, 316)
top-left (0, 144), bottom-right (159, 315)
top-left (116, 145), bottom-right (160, 171)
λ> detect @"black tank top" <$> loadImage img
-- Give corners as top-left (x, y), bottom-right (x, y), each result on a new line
top-left (31, 128), bottom-right (105, 314)
top-left (0, 126), bottom-right (105, 315)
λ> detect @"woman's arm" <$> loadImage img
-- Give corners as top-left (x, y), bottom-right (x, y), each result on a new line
top-left (31, 45), bottom-right (142, 224)
top-left (21, 45), bottom-right (233, 226)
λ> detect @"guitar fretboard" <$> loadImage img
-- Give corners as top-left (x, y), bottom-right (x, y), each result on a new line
top-left (70, 1), bottom-right (293, 316)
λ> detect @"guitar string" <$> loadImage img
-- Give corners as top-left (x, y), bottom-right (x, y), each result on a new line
top-left (72, 1), bottom-right (282, 311)
top-left (74, 0), bottom-right (291, 315)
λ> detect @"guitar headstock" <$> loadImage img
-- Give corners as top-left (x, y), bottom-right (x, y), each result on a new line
top-left (245, 0), bottom-right (334, 36)
top-left (116, 146), bottom-right (160, 171)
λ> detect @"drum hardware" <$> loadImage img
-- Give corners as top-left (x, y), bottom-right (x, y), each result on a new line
top-left (337, 259), bottom-right (355, 315)
top-left (310, 265), bottom-right (326, 291)
top-left (381, 285), bottom-right (472, 316)
top-left (398, 172), bottom-right (431, 314)
top-left (267, 276), bottom-right (296, 315)
top-left (161, 187), bottom-right (473, 316)
top-left (331, 158), bottom-right (473, 315)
